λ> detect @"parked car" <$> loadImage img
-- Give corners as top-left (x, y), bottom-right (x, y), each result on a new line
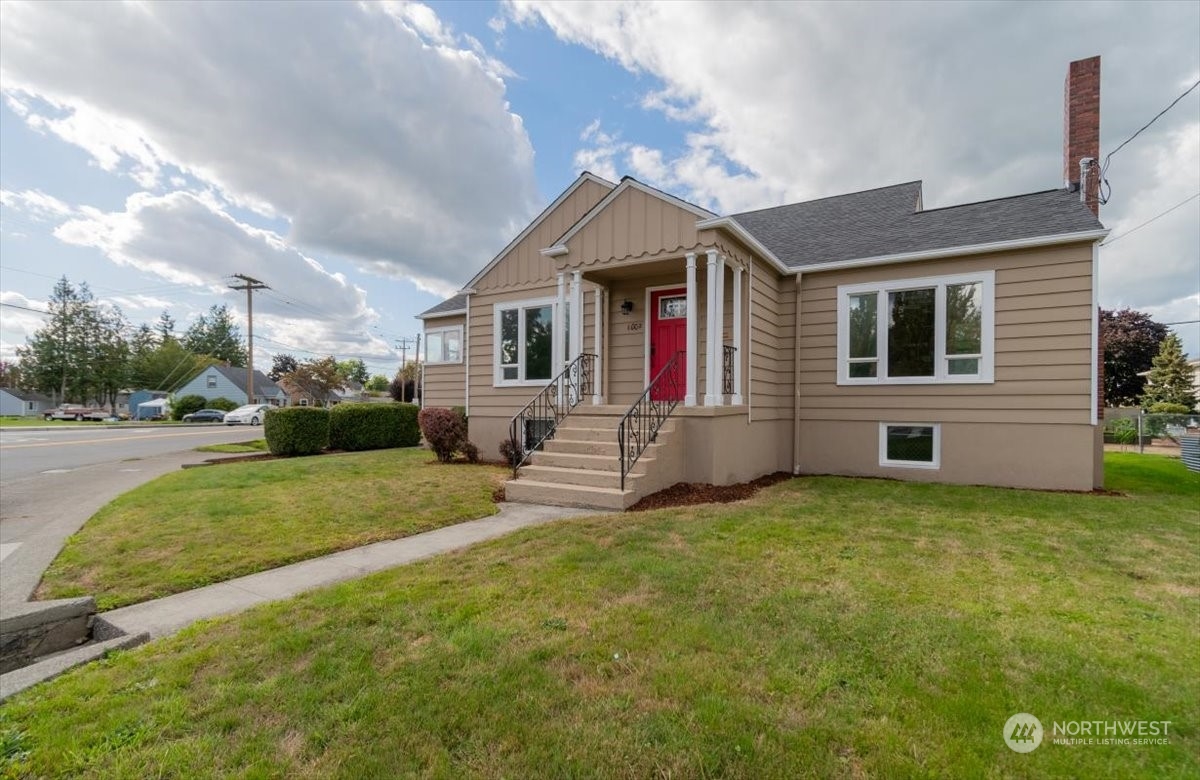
top-left (224, 404), bottom-right (272, 426)
top-left (42, 405), bottom-right (108, 422)
top-left (182, 409), bottom-right (226, 423)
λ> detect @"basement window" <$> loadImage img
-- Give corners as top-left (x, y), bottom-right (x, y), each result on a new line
top-left (879, 423), bottom-right (940, 469)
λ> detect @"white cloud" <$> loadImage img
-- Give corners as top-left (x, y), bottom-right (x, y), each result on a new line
top-left (0, 291), bottom-right (48, 362)
top-left (509, 0), bottom-right (1199, 339)
top-left (0, 1), bottom-right (539, 290)
top-left (0, 189), bottom-right (75, 221)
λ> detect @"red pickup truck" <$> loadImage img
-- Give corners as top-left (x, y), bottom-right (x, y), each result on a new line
top-left (42, 406), bottom-right (110, 422)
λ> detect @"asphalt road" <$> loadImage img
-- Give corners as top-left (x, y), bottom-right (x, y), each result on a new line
top-left (0, 424), bottom-right (264, 608)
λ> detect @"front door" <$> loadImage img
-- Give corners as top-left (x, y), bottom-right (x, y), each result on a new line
top-left (649, 288), bottom-right (687, 401)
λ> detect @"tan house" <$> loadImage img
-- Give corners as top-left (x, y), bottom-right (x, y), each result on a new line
top-left (419, 57), bottom-right (1108, 509)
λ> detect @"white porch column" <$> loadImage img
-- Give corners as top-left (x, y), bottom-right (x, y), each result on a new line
top-left (704, 249), bottom-right (719, 406)
top-left (571, 270), bottom-right (583, 363)
top-left (592, 287), bottom-right (603, 405)
top-left (685, 252), bottom-right (698, 407)
top-left (732, 265), bottom-right (744, 405)
top-left (715, 254), bottom-right (726, 405)
top-left (555, 272), bottom-right (566, 370)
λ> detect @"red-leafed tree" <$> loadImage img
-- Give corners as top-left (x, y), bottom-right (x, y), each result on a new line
top-left (1100, 308), bottom-right (1168, 407)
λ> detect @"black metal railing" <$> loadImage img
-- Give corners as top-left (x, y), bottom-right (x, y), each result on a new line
top-left (508, 353), bottom-right (595, 477)
top-left (617, 350), bottom-right (684, 490)
top-left (722, 344), bottom-right (736, 396)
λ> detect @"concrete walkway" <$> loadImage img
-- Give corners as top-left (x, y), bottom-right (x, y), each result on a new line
top-left (97, 502), bottom-right (597, 640)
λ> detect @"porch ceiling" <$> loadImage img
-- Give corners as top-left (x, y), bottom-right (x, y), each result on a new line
top-left (576, 255), bottom-right (684, 284)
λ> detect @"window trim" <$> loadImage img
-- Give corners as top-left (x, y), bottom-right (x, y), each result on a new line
top-left (424, 324), bottom-right (464, 366)
top-left (879, 422), bottom-right (941, 469)
top-left (206, 374), bottom-right (218, 389)
top-left (493, 296), bottom-right (558, 387)
top-left (836, 270), bottom-right (995, 385)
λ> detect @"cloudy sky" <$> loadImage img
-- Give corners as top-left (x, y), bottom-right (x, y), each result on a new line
top-left (1, 1), bottom-right (1197, 377)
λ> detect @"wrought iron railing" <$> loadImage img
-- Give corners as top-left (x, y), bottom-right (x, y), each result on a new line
top-left (508, 353), bottom-right (595, 477)
top-left (722, 344), bottom-right (736, 396)
top-left (617, 350), bottom-right (684, 490)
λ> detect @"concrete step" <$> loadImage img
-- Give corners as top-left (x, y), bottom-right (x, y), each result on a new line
top-left (518, 465), bottom-right (640, 490)
top-left (561, 415), bottom-right (624, 430)
top-left (531, 450), bottom-right (650, 473)
top-left (543, 439), bottom-right (621, 456)
top-left (552, 426), bottom-right (617, 442)
top-left (504, 479), bottom-right (636, 510)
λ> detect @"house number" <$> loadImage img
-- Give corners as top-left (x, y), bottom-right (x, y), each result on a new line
top-left (626, 321), bottom-right (643, 332)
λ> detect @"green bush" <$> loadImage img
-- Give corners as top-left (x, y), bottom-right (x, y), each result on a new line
top-left (208, 397), bottom-right (239, 412)
top-left (328, 403), bottom-right (420, 451)
top-left (263, 407), bottom-right (329, 456)
top-left (1147, 402), bottom-right (1191, 415)
top-left (170, 394), bottom-right (208, 421)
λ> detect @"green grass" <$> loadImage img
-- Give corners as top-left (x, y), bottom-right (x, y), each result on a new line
top-left (194, 439), bottom-right (267, 453)
top-left (0, 417), bottom-right (86, 427)
top-left (37, 449), bottom-right (506, 610)
top-left (6, 454), bottom-right (1197, 778)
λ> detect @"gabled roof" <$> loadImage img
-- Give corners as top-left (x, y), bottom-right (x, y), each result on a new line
top-left (542, 176), bottom-right (717, 256)
top-left (460, 171), bottom-right (615, 290)
top-left (728, 183), bottom-right (1104, 270)
top-left (0, 387), bottom-right (51, 402)
top-left (199, 364), bottom-right (284, 398)
top-left (417, 292), bottom-right (469, 320)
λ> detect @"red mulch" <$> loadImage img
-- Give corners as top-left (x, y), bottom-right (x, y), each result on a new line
top-left (629, 471), bottom-right (792, 512)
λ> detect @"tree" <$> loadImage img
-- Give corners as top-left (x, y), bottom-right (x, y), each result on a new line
top-left (1100, 308), bottom-right (1168, 407)
top-left (0, 360), bottom-right (22, 388)
top-left (156, 310), bottom-right (176, 340)
top-left (283, 356), bottom-right (342, 406)
top-left (130, 336), bottom-right (213, 392)
top-left (1141, 334), bottom-right (1197, 410)
top-left (17, 276), bottom-right (95, 403)
top-left (184, 304), bottom-right (247, 366)
top-left (269, 353), bottom-right (298, 381)
top-left (336, 358), bottom-right (369, 386)
top-left (366, 374), bottom-right (389, 393)
top-left (88, 303), bottom-right (131, 411)
top-left (390, 361), bottom-right (420, 402)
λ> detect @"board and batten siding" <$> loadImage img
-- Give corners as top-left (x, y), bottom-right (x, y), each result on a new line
top-left (560, 185), bottom-right (704, 271)
top-left (794, 241), bottom-right (1100, 490)
top-left (422, 314), bottom-right (466, 409)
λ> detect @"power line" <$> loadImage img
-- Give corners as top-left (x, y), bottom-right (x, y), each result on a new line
top-left (1100, 192), bottom-right (1200, 246)
top-left (0, 301), bottom-right (49, 315)
top-left (1097, 78), bottom-right (1200, 205)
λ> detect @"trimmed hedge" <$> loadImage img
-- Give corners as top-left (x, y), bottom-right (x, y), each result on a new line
top-left (263, 407), bottom-right (330, 456)
top-left (329, 403), bottom-right (420, 451)
top-left (208, 397), bottom-right (239, 412)
top-left (170, 394), bottom-right (208, 421)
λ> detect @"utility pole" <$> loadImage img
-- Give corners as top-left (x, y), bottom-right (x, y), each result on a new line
top-left (395, 337), bottom-right (413, 368)
top-left (229, 274), bottom-right (269, 404)
top-left (415, 332), bottom-right (422, 406)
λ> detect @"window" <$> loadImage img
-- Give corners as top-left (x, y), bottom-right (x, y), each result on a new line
top-left (658, 295), bottom-right (687, 319)
top-left (494, 297), bottom-right (556, 385)
top-left (879, 423), bottom-right (940, 469)
top-left (206, 374), bottom-right (218, 389)
top-left (299, 398), bottom-right (309, 407)
top-left (425, 325), bottom-right (463, 365)
top-left (837, 271), bottom-right (994, 384)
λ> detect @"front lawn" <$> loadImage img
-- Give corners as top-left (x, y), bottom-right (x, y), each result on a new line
top-left (194, 439), bottom-right (267, 453)
top-left (37, 449), bottom-right (507, 609)
top-left (7, 453), bottom-right (1197, 778)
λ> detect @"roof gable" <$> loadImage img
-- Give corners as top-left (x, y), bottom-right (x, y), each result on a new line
top-left (417, 292), bottom-right (468, 320)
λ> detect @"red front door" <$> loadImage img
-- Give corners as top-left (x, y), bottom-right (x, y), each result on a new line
top-left (649, 288), bottom-right (687, 401)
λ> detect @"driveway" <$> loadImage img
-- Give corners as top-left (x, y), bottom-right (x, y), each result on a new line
top-left (0, 425), bottom-right (260, 610)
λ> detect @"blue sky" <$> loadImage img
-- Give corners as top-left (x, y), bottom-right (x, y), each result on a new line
top-left (1, 1), bottom-right (1197, 380)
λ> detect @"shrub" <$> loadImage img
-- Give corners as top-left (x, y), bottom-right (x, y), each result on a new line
top-left (264, 406), bottom-right (329, 456)
top-left (498, 436), bottom-right (521, 467)
top-left (1147, 402), bottom-right (1191, 415)
top-left (329, 403), bottom-right (420, 451)
top-left (208, 397), bottom-right (239, 412)
top-left (462, 441), bottom-right (480, 464)
top-left (170, 394), bottom-right (208, 421)
top-left (418, 407), bottom-right (468, 463)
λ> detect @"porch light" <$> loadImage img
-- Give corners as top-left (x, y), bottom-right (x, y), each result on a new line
top-left (620, 299), bottom-right (634, 315)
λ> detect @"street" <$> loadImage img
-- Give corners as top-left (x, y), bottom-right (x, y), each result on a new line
top-left (0, 424), bottom-right (262, 607)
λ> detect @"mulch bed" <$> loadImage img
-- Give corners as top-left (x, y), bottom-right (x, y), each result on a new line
top-left (629, 471), bottom-right (792, 512)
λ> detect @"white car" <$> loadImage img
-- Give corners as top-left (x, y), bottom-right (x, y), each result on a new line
top-left (224, 404), bottom-right (273, 426)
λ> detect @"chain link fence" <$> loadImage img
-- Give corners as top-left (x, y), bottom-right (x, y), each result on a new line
top-left (1103, 409), bottom-right (1200, 456)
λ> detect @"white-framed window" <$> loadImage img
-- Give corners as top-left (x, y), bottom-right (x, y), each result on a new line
top-left (879, 423), bottom-right (941, 469)
top-left (299, 398), bottom-right (309, 407)
top-left (425, 325), bottom-right (463, 365)
top-left (494, 297), bottom-right (556, 386)
top-left (206, 374), bottom-right (218, 389)
top-left (837, 271), bottom-right (994, 385)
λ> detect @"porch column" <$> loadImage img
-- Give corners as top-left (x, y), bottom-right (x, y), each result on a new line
top-left (555, 272), bottom-right (566, 370)
top-left (732, 265), bottom-right (744, 405)
top-left (571, 270), bottom-right (583, 363)
top-left (704, 249), bottom-right (719, 406)
top-left (593, 286), bottom-right (603, 405)
top-left (685, 252), bottom-right (698, 407)
top-left (715, 254), bottom-right (726, 405)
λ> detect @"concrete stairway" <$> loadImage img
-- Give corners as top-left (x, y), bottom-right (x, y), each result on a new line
top-left (504, 405), bottom-right (682, 510)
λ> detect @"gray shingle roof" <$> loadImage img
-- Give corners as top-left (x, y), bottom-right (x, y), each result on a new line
top-left (732, 183), bottom-right (1104, 269)
top-left (209, 364), bottom-right (283, 398)
top-left (417, 292), bottom-right (468, 319)
top-left (1, 387), bottom-right (51, 402)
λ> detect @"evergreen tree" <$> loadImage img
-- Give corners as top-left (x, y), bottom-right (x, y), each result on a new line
top-left (336, 358), bottom-right (369, 386)
top-left (17, 276), bottom-right (94, 403)
top-left (1100, 308), bottom-right (1169, 406)
top-left (1141, 334), bottom-right (1197, 410)
top-left (184, 304), bottom-right (248, 366)
top-left (156, 310), bottom-right (176, 340)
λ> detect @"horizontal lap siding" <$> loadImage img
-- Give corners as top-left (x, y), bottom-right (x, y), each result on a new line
top-left (797, 244), bottom-right (1096, 425)
top-left (750, 257), bottom-right (795, 422)
top-left (422, 315), bottom-right (465, 408)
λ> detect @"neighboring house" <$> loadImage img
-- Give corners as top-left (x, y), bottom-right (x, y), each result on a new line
top-left (419, 57), bottom-right (1109, 508)
top-left (129, 389), bottom-right (169, 420)
top-left (0, 388), bottom-right (53, 417)
top-left (276, 375), bottom-right (341, 407)
top-left (174, 364), bottom-right (286, 406)
top-left (336, 381), bottom-right (366, 403)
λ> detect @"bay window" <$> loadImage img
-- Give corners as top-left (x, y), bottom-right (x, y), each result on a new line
top-left (424, 325), bottom-right (462, 365)
top-left (494, 297), bottom-right (556, 385)
top-left (838, 271), bottom-right (994, 384)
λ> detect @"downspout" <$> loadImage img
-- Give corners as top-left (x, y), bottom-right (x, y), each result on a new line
top-left (792, 272), bottom-right (803, 475)
top-left (464, 294), bottom-right (471, 418)
top-left (747, 255), bottom-right (754, 423)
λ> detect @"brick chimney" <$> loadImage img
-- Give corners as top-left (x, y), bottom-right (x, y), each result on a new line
top-left (1063, 56), bottom-right (1101, 216)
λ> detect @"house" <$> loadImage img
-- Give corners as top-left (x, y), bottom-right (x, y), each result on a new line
top-left (419, 57), bottom-right (1108, 509)
top-left (0, 387), bottom-right (53, 417)
top-left (276, 375), bottom-right (342, 407)
top-left (173, 364), bottom-right (286, 406)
